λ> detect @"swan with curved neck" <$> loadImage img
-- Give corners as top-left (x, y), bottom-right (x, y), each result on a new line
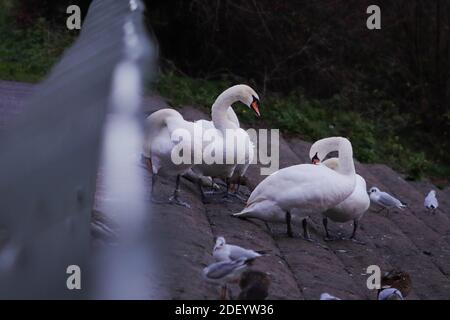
top-left (233, 137), bottom-right (356, 239)
top-left (316, 157), bottom-right (369, 242)
top-left (192, 85), bottom-right (260, 201)
top-left (143, 84), bottom-right (260, 206)
top-left (211, 85), bottom-right (260, 132)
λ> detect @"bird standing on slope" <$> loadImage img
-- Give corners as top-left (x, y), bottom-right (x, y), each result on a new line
top-left (424, 190), bottom-right (438, 213)
top-left (368, 187), bottom-right (407, 214)
top-left (212, 236), bottom-right (263, 262)
top-left (143, 108), bottom-right (202, 208)
top-left (192, 85), bottom-right (260, 202)
top-left (203, 257), bottom-right (252, 300)
top-left (234, 137), bottom-right (357, 239)
top-left (312, 157), bottom-right (370, 244)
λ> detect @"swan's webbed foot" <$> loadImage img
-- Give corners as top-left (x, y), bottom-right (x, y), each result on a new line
top-left (150, 196), bottom-right (191, 208)
top-left (168, 195), bottom-right (191, 208)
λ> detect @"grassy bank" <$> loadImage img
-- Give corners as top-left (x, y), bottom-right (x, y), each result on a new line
top-left (0, 1), bottom-right (76, 82)
top-left (155, 72), bottom-right (450, 186)
top-left (0, 1), bottom-right (447, 186)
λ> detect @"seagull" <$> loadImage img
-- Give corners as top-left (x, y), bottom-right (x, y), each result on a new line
top-left (202, 257), bottom-right (252, 299)
top-left (378, 287), bottom-right (404, 300)
top-left (424, 190), bottom-right (438, 213)
top-left (368, 187), bottom-right (407, 214)
top-left (213, 236), bottom-right (263, 262)
top-left (320, 293), bottom-right (341, 300)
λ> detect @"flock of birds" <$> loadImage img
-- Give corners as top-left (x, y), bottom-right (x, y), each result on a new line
top-left (143, 84), bottom-right (440, 300)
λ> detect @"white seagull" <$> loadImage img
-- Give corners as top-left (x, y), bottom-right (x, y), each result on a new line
top-left (213, 236), bottom-right (263, 262)
top-left (234, 137), bottom-right (357, 239)
top-left (424, 190), bottom-right (438, 213)
top-left (368, 187), bottom-right (406, 214)
top-left (378, 287), bottom-right (404, 300)
top-left (203, 257), bottom-right (251, 299)
top-left (320, 293), bottom-right (342, 300)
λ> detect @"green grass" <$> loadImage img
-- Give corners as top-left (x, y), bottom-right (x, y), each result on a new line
top-left (0, 4), bottom-right (75, 83)
top-left (155, 72), bottom-right (449, 184)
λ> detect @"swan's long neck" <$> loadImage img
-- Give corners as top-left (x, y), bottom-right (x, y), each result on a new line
top-left (337, 138), bottom-right (355, 176)
top-left (211, 89), bottom-right (239, 132)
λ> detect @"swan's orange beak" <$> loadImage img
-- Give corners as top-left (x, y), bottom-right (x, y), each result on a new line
top-left (250, 96), bottom-right (261, 117)
top-left (250, 100), bottom-right (261, 117)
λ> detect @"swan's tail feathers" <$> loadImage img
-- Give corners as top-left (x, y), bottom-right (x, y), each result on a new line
top-left (232, 206), bottom-right (254, 218)
top-left (232, 211), bottom-right (247, 218)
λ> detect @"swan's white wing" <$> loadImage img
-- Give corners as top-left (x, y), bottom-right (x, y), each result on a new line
top-left (247, 164), bottom-right (354, 213)
top-left (326, 174), bottom-right (370, 221)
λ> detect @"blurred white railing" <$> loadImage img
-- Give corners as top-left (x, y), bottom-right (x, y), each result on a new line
top-left (0, 0), bottom-right (156, 299)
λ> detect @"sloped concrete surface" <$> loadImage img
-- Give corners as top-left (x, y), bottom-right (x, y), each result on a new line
top-left (2, 80), bottom-right (449, 299)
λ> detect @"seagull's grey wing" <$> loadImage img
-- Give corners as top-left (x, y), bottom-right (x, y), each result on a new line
top-left (204, 260), bottom-right (246, 280)
top-left (229, 245), bottom-right (261, 260)
top-left (378, 192), bottom-right (402, 207)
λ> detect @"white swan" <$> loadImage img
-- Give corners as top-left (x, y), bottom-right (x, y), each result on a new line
top-left (192, 85), bottom-right (259, 200)
top-left (143, 85), bottom-right (260, 207)
top-left (316, 157), bottom-right (370, 242)
top-left (143, 108), bottom-right (202, 207)
top-left (233, 137), bottom-right (356, 238)
top-left (194, 107), bottom-right (253, 199)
